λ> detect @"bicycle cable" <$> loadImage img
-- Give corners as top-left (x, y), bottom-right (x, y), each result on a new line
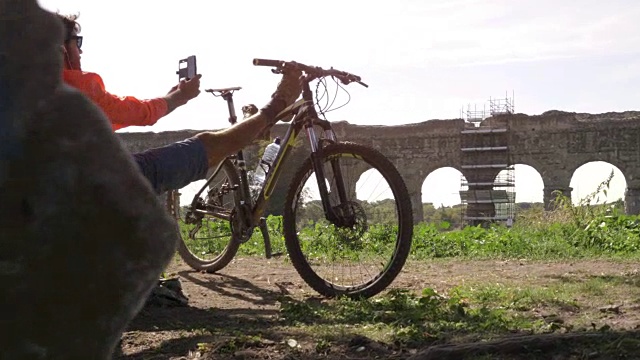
top-left (314, 77), bottom-right (329, 114)
top-left (313, 76), bottom-right (353, 120)
top-left (322, 77), bottom-right (352, 114)
top-left (326, 76), bottom-right (342, 112)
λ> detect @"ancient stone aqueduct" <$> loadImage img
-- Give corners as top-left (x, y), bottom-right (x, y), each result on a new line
top-left (119, 110), bottom-right (640, 223)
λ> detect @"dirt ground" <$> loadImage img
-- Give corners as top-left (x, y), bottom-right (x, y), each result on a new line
top-left (117, 257), bottom-right (640, 359)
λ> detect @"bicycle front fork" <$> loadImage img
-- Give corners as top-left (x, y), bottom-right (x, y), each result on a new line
top-left (305, 122), bottom-right (350, 226)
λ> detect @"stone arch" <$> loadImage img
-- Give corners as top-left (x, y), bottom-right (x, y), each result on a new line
top-left (420, 166), bottom-right (465, 226)
top-left (567, 153), bottom-right (630, 178)
top-left (569, 161), bottom-right (627, 206)
top-left (487, 164), bottom-right (544, 220)
top-left (398, 163), bottom-right (463, 224)
top-left (535, 159), bottom-right (572, 210)
top-left (422, 166), bottom-right (465, 207)
top-left (507, 163), bottom-right (545, 204)
top-left (517, 164), bottom-right (544, 203)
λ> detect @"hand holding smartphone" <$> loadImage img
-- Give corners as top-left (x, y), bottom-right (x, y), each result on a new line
top-left (176, 55), bottom-right (197, 81)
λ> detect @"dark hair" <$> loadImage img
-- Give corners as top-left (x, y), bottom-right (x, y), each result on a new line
top-left (56, 13), bottom-right (81, 43)
top-left (274, 137), bottom-right (281, 145)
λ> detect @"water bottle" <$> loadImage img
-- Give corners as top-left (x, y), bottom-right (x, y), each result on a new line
top-left (253, 137), bottom-right (281, 187)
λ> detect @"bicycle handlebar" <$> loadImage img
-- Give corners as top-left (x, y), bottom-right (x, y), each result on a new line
top-left (253, 58), bottom-right (368, 88)
top-left (253, 58), bottom-right (284, 68)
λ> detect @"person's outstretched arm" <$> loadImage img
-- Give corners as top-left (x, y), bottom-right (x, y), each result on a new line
top-left (63, 71), bottom-right (201, 131)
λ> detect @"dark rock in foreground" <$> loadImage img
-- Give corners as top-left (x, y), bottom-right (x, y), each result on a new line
top-left (0, 2), bottom-right (178, 359)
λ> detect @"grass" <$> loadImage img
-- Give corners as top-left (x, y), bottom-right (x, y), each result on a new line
top-left (276, 268), bottom-right (640, 342)
top-left (278, 287), bottom-right (541, 345)
top-left (226, 206), bottom-right (640, 262)
top-left (228, 172), bottom-right (640, 262)
top-left (171, 174), bottom-right (640, 358)
top-left (178, 172), bottom-right (640, 265)
top-left (190, 268), bottom-right (640, 359)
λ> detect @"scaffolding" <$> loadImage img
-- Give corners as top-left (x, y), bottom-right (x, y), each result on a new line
top-left (490, 91), bottom-right (515, 116)
top-left (460, 103), bottom-right (488, 127)
top-left (459, 92), bottom-right (516, 227)
top-left (460, 170), bottom-right (515, 221)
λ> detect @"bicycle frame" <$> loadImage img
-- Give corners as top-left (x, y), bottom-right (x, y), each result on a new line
top-left (190, 81), bottom-right (350, 242)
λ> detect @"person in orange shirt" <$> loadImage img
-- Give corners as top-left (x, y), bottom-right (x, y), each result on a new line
top-left (58, 14), bottom-right (301, 194)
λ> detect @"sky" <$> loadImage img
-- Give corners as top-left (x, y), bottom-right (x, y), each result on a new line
top-left (39, 0), bottom-right (639, 207)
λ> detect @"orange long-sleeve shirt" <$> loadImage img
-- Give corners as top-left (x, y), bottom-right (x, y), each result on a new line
top-left (63, 70), bottom-right (168, 131)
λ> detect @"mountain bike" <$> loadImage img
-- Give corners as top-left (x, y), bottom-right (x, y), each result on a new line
top-left (167, 59), bottom-right (413, 298)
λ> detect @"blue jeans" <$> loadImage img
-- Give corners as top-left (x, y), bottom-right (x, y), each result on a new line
top-left (132, 137), bottom-right (209, 194)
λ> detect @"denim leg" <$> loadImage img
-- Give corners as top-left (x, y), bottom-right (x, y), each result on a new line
top-left (132, 137), bottom-right (209, 194)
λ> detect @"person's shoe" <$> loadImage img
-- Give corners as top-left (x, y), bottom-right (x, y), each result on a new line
top-left (242, 104), bottom-right (259, 119)
top-left (261, 68), bottom-right (302, 125)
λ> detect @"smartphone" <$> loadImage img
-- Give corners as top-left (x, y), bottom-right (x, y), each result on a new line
top-left (176, 55), bottom-right (197, 81)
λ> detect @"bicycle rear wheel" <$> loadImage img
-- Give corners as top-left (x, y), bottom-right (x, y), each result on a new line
top-left (283, 142), bottom-right (413, 298)
top-left (169, 159), bottom-right (241, 273)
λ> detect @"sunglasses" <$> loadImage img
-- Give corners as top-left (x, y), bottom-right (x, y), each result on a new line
top-left (68, 35), bottom-right (83, 49)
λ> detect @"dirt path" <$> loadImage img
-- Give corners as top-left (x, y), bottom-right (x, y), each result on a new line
top-left (118, 257), bottom-right (640, 359)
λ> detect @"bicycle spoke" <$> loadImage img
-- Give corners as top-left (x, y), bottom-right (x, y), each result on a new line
top-left (173, 159), bottom-right (241, 272)
top-left (284, 143), bottom-right (413, 298)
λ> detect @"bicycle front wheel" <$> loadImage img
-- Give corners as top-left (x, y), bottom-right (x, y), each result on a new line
top-left (171, 159), bottom-right (241, 273)
top-left (283, 142), bottom-right (413, 298)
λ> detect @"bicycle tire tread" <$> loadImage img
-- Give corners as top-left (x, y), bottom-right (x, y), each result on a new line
top-left (283, 142), bottom-right (413, 298)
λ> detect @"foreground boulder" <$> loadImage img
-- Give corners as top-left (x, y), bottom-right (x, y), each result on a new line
top-left (0, 1), bottom-right (178, 359)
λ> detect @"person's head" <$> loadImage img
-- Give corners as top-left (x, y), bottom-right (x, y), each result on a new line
top-left (57, 13), bottom-right (82, 70)
top-left (274, 137), bottom-right (281, 145)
